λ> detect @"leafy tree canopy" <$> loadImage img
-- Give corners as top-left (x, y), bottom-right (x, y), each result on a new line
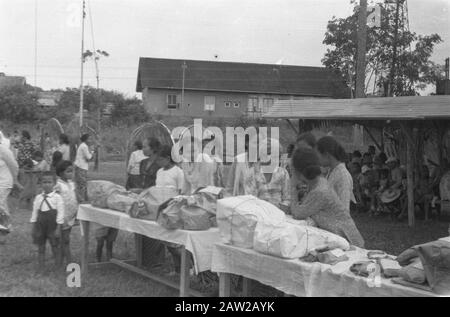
top-left (322, 0), bottom-right (443, 96)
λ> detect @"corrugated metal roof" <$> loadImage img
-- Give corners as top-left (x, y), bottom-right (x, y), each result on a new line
top-left (136, 57), bottom-right (350, 98)
top-left (263, 96), bottom-right (450, 120)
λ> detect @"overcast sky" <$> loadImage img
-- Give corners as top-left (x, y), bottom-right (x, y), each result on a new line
top-left (1, 0), bottom-right (449, 97)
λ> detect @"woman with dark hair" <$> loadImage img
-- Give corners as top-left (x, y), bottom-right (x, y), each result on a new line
top-left (155, 144), bottom-right (188, 275)
top-left (17, 130), bottom-right (35, 168)
top-left (317, 136), bottom-right (355, 214)
top-left (137, 137), bottom-right (166, 269)
top-left (58, 134), bottom-right (71, 161)
top-left (74, 134), bottom-right (94, 202)
top-left (140, 138), bottom-right (162, 189)
top-left (126, 140), bottom-right (147, 190)
top-left (296, 132), bottom-right (317, 149)
top-left (156, 145), bottom-right (185, 193)
top-left (290, 148), bottom-right (364, 247)
top-left (289, 132), bottom-right (317, 211)
top-left (51, 151), bottom-right (63, 172)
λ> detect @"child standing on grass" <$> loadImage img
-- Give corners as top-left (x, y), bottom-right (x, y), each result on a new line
top-left (30, 172), bottom-right (64, 270)
top-left (54, 161), bottom-right (78, 265)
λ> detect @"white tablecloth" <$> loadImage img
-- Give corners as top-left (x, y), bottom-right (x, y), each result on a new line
top-left (77, 204), bottom-right (221, 273)
top-left (211, 243), bottom-right (438, 297)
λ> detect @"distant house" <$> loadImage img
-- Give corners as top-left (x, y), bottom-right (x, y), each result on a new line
top-left (102, 103), bottom-right (115, 116)
top-left (37, 91), bottom-right (63, 108)
top-left (136, 58), bottom-right (350, 118)
top-left (0, 73), bottom-right (26, 89)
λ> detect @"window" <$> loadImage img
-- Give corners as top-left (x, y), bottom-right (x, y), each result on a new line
top-left (167, 94), bottom-right (177, 109)
top-left (204, 96), bottom-right (215, 111)
top-left (263, 98), bottom-right (273, 113)
top-left (233, 101), bottom-right (240, 108)
top-left (224, 101), bottom-right (231, 108)
top-left (247, 97), bottom-right (258, 111)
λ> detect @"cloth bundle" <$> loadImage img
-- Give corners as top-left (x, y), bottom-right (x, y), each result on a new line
top-left (350, 261), bottom-right (377, 277)
top-left (129, 187), bottom-right (179, 221)
top-left (216, 196), bottom-right (286, 249)
top-left (158, 194), bottom-right (218, 231)
top-left (106, 191), bottom-right (139, 213)
top-left (378, 258), bottom-right (402, 278)
top-left (302, 249), bottom-right (349, 265)
top-left (253, 221), bottom-right (350, 259)
top-left (395, 240), bottom-right (450, 295)
top-left (87, 180), bottom-right (125, 208)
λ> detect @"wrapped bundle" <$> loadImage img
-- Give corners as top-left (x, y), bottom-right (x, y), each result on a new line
top-left (398, 259), bottom-right (427, 284)
top-left (253, 222), bottom-right (350, 259)
top-left (87, 180), bottom-right (125, 208)
top-left (414, 240), bottom-right (450, 295)
top-left (158, 196), bottom-right (215, 230)
top-left (106, 191), bottom-right (139, 213)
top-left (216, 196), bottom-right (286, 249)
top-left (129, 187), bottom-right (179, 221)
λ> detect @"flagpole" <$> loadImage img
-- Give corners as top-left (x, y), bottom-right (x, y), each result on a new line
top-left (79, 0), bottom-right (86, 128)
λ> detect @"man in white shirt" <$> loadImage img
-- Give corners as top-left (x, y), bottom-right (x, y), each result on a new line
top-left (74, 134), bottom-right (94, 202)
top-left (126, 140), bottom-right (147, 190)
top-left (0, 142), bottom-right (19, 239)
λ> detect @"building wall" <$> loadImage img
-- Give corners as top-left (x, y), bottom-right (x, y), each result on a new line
top-left (142, 87), bottom-right (327, 118)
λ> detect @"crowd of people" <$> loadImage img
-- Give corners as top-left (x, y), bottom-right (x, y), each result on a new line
top-left (125, 132), bottom-right (366, 253)
top-left (0, 129), bottom-right (94, 271)
top-left (347, 145), bottom-right (449, 220)
top-left (2, 125), bottom-right (449, 273)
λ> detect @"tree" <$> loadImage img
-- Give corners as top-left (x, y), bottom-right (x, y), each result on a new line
top-left (0, 85), bottom-right (37, 123)
top-left (322, 0), bottom-right (442, 96)
top-left (55, 86), bottom-right (148, 125)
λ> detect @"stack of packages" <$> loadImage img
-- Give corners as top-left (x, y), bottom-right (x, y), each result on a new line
top-left (216, 195), bottom-right (351, 260)
top-left (156, 186), bottom-right (224, 230)
top-left (87, 180), bottom-right (139, 214)
top-left (129, 186), bottom-right (180, 221)
top-left (391, 239), bottom-right (450, 295)
top-left (87, 181), bottom-right (225, 231)
top-left (349, 251), bottom-right (401, 279)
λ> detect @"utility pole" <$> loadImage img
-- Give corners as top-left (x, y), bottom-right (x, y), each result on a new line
top-left (79, 0), bottom-right (86, 128)
top-left (181, 61), bottom-right (187, 114)
top-left (389, 0), bottom-right (401, 97)
top-left (34, 0), bottom-right (38, 89)
top-left (355, 0), bottom-right (368, 98)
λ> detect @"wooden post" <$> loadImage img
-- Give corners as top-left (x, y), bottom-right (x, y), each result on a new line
top-left (80, 220), bottom-right (90, 276)
top-left (404, 125), bottom-right (416, 227)
top-left (180, 246), bottom-right (190, 297)
top-left (242, 277), bottom-right (252, 297)
top-left (219, 273), bottom-right (231, 297)
top-left (134, 234), bottom-right (143, 268)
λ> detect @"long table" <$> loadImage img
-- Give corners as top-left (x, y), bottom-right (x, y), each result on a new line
top-left (77, 204), bottom-right (220, 297)
top-left (211, 243), bottom-right (439, 297)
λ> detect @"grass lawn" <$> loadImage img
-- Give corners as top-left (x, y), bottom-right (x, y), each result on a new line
top-left (1, 161), bottom-right (448, 297)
